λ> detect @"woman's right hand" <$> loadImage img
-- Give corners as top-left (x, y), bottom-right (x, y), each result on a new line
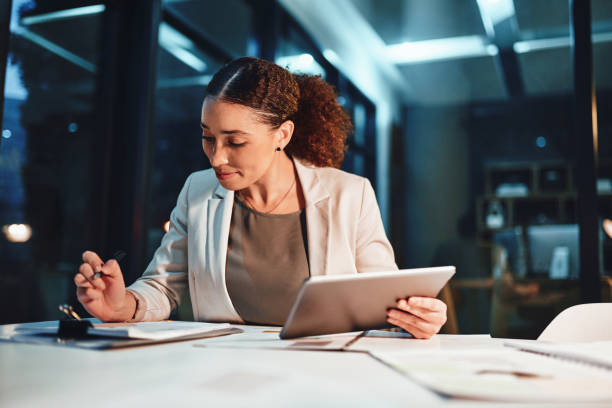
top-left (74, 251), bottom-right (135, 322)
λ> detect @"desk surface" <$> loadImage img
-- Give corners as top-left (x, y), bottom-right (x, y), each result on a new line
top-left (0, 323), bottom-right (610, 408)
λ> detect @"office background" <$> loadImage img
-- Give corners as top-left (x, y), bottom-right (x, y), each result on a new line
top-left (0, 0), bottom-right (610, 338)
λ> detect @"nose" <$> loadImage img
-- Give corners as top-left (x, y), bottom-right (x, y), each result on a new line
top-left (208, 143), bottom-right (229, 168)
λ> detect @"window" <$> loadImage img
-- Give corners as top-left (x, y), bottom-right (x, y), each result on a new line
top-left (1, 1), bottom-right (104, 323)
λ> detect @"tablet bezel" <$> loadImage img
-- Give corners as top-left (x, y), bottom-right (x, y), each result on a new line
top-left (280, 266), bottom-right (455, 339)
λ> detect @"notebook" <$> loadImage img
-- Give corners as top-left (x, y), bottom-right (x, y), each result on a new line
top-left (9, 320), bottom-right (242, 349)
top-left (88, 321), bottom-right (232, 340)
top-left (504, 339), bottom-right (612, 370)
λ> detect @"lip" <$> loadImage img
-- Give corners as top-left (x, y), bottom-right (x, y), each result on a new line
top-left (215, 171), bottom-right (237, 181)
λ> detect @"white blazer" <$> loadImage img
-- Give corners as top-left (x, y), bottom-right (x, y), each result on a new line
top-left (128, 158), bottom-right (397, 322)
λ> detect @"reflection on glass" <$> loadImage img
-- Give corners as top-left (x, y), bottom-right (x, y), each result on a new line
top-left (146, 8), bottom-right (227, 262)
top-left (356, 0), bottom-right (599, 337)
top-left (1, 1), bottom-right (102, 324)
top-left (276, 25), bottom-right (327, 79)
top-left (592, 0), bottom-right (612, 301)
top-left (163, 0), bottom-right (252, 57)
top-left (275, 53), bottom-right (325, 77)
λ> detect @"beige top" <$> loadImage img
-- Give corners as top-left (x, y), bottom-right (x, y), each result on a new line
top-left (225, 197), bottom-right (310, 325)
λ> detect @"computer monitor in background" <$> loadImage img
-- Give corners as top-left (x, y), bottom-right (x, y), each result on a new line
top-left (527, 224), bottom-right (579, 279)
top-left (492, 227), bottom-right (528, 278)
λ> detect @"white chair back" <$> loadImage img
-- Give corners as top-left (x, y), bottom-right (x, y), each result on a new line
top-left (538, 303), bottom-right (612, 343)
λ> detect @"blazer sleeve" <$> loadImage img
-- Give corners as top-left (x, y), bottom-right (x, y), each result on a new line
top-left (126, 174), bottom-right (192, 321)
top-left (355, 178), bottom-right (398, 273)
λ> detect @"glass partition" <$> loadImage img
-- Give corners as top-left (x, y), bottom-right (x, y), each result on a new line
top-left (1, 1), bottom-right (103, 323)
top-left (592, 0), bottom-right (612, 299)
top-left (348, 0), bottom-right (591, 337)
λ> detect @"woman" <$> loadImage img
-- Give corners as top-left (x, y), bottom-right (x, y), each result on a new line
top-left (74, 57), bottom-right (447, 339)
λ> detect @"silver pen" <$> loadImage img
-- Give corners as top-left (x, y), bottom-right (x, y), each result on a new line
top-left (92, 250), bottom-right (126, 280)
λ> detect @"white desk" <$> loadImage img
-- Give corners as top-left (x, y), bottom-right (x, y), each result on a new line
top-left (0, 323), bottom-right (610, 408)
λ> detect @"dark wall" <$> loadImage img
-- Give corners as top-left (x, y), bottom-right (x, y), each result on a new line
top-left (399, 105), bottom-right (470, 269)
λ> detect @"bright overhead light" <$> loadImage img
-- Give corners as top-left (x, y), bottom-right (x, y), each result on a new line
top-left (159, 22), bottom-right (207, 73)
top-left (513, 37), bottom-right (570, 53)
top-left (323, 49), bottom-right (341, 66)
top-left (386, 36), bottom-right (498, 65)
top-left (514, 32), bottom-right (612, 54)
top-left (476, 0), bottom-right (516, 37)
top-left (276, 53), bottom-right (326, 77)
top-left (13, 26), bottom-right (96, 72)
top-left (2, 224), bottom-right (33, 243)
top-left (21, 5), bottom-right (105, 26)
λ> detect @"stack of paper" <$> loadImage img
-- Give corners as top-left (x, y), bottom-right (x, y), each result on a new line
top-left (89, 321), bottom-right (232, 340)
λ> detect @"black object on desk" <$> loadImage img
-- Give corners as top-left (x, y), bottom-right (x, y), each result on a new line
top-left (57, 303), bottom-right (93, 338)
top-left (58, 320), bottom-right (93, 339)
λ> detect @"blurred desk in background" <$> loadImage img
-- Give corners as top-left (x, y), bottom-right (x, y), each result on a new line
top-left (446, 275), bottom-right (612, 338)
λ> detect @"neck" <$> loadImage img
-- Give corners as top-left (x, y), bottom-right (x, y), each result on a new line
top-left (240, 153), bottom-right (295, 206)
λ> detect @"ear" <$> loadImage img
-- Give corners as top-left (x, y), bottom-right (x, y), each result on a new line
top-left (275, 120), bottom-right (294, 150)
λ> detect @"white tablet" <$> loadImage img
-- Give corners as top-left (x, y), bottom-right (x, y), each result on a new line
top-left (280, 266), bottom-right (455, 339)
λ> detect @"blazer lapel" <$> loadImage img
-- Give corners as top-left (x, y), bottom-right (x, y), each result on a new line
top-left (295, 159), bottom-right (331, 277)
top-left (206, 183), bottom-right (234, 292)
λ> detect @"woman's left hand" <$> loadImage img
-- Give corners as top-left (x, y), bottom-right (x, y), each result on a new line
top-left (386, 296), bottom-right (447, 339)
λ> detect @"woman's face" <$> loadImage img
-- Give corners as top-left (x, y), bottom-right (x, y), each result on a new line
top-left (200, 97), bottom-right (282, 190)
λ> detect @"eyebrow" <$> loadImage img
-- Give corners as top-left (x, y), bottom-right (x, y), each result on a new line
top-left (200, 122), bottom-right (251, 135)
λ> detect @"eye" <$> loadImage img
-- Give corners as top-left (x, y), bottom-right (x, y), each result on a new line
top-left (201, 136), bottom-right (215, 144)
top-left (228, 140), bottom-right (246, 147)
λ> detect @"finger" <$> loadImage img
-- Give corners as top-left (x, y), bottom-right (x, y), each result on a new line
top-left (78, 263), bottom-right (102, 289)
top-left (396, 298), bottom-right (447, 322)
top-left (74, 273), bottom-right (93, 288)
top-left (82, 250), bottom-right (105, 273)
top-left (98, 259), bottom-right (122, 279)
top-left (88, 276), bottom-right (106, 290)
top-left (387, 317), bottom-right (428, 339)
top-left (396, 299), bottom-right (447, 325)
top-left (387, 317), bottom-right (431, 339)
top-left (387, 309), bottom-right (439, 335)
top-left (406, 296), bottom-right (446, 312)
top-left (403, 307), bottom-right (446, 326)
top-left (84, 287), bottom-right (102, 300)
top-left (77, 286), bottom-right (92, 303)
top-left (390, 316), bottom-right (435, 339)
top-left (76, 284), bottom-right (103, 302)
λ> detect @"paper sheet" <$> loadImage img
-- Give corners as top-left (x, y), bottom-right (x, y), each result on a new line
top-left (195, 325), bottom-right (362, 351)
top-left (345, 334), bottom-right (501, 353)
top-left (89, 321), bottom-right (231, 340)
top-left (372, 348), bottom-right (612, 402)
top-left (504, 339), bottom-right (612, 370)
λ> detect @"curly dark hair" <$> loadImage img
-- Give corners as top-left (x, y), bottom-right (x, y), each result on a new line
top-left (205, 57), bottom-right (352, 168)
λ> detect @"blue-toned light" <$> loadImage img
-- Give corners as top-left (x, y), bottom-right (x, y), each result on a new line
top-left (2, 129), bottom-right (12, 139)
top-left (386, 36), bottom-right (498, 65)
top-left (514, 32), bottom-right (612, 54)
top-left (476, 0), bottom-right (516, 37)
top-left (275, 53), bottom-right (326, 77)
top-left (323, 49), bottom-right (341, 66)
top-left (20, 5), bottom-right (105, 26)
top-left (159, 22), bottom-right (208, 73)
top-left (536, 136), bottom-right (547, 148)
